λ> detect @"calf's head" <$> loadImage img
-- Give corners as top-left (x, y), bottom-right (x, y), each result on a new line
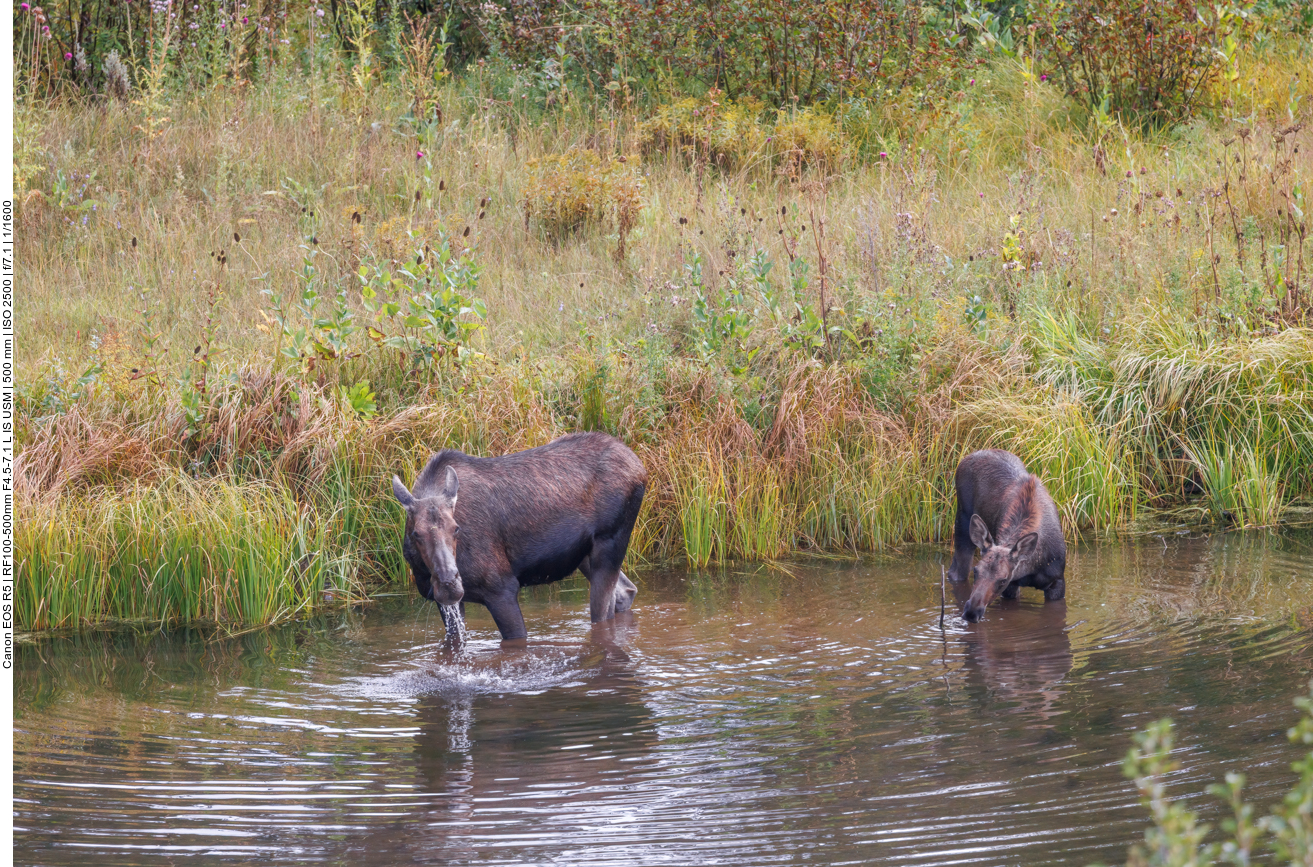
top-left (392, 467), bottom-right (463, 605)
top-left (962, 513), bottom-right (1038, 623)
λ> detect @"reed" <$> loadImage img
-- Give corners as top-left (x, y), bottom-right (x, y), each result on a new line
top-left (17, 476), bottom-right (368, 631)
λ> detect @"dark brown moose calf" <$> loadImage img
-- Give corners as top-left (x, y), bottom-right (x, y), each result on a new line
top-left (947, 449), bottom-right (1067, 623)
top-left (391, 432), bottom-right (647, 641)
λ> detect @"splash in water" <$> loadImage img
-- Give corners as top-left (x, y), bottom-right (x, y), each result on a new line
top-left (440, 603), bottom-right (466, 646)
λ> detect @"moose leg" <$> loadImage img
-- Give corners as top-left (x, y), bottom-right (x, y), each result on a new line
top-left (947, 507), bottom-right (976, 584)
top-left (580, 548), bottom-right (626, 624)
top-left (1001, 582), bottom-right (1022, 600)
top-left (484, 586), bottom-right (527, 642)
top-left (1042, 577), bottom-right (1066, 602)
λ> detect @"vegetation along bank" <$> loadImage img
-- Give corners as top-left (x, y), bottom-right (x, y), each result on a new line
top-left (13, 0), bottom-right (1313, 631)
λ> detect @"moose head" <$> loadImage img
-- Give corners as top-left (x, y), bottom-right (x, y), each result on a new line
top-left (961, 513), bottom-right (1039, 623)
top-left (392, 466), bottom-right (462, 606)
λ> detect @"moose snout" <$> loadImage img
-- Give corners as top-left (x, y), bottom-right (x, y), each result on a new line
top-left (430, 578), bottom-right (463, 606)
top-left (961, 603), bottom-right (985, 623)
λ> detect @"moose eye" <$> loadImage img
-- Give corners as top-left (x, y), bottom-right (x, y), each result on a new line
top-left (452, 526), bottom-right (461, 536)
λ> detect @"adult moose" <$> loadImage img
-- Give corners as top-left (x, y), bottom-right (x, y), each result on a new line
top-left (391, 432), bottom-right (647, 641)
top-left (947, 449), bottom-right (1067, 623)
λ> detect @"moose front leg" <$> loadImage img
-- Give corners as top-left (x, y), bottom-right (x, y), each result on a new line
top-left (484, 584), bottom-right (527, 642)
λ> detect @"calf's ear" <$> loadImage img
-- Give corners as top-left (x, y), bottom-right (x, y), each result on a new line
top-left (392, 475), bottom-right (415, 508)
top-left (1011, 532), bottom-right (1039, 563)
top-left (969, 513), bottom-right (994, 549)
top-left (440, 465), bottom-right (459, 503)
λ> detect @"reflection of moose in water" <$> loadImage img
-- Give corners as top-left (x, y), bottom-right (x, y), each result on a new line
top-left (392, 432), bottom-right (647, 641)
top-left (947, 449), bottom-right (1068, 622)
top-left (365, 618), bottom-right (659, 862)
top-left (950, 580), bottom-right (1074, 723)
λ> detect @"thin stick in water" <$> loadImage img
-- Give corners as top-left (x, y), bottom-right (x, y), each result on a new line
top-left (940, 565), bottom-right (947, 630)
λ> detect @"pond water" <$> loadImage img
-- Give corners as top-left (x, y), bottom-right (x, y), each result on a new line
top-left (15, 534), bottom-right (1313, 866)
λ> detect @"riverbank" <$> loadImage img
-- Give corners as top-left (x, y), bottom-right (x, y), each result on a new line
top-left (16, 29), bottom-right (1313, 630)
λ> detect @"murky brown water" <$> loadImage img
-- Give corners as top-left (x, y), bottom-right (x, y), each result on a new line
top-left (15, 533), bottom-right (1313, 866)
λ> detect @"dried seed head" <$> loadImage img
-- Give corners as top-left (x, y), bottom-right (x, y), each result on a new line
top-left (233, 231), bottom-right (240, 242)
top-left (439, 180), bottom-right (446, 191)
top-left (131, 236), bottom-right (137, 248)
top-left (462, 225), bottom-right (470, 237)
top-left (415, 190), bottom-right (421, 203)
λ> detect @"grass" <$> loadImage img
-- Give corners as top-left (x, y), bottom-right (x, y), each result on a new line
top-left (13, 35), bottom-right (1313, 630)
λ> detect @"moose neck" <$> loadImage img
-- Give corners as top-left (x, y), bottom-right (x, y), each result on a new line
top-left (994, 475), bottom-right (1041, 549)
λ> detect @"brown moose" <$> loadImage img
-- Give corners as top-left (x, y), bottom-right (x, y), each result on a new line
top-left (391, 432), bottom-right (647, 641)
top-left (947, 449), bottom-right (1067, 622)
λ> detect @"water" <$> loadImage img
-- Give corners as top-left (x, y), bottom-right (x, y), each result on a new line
top-left (15, 533), bottom-right (1313, 866)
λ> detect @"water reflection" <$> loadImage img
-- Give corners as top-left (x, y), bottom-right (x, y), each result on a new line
top-left (13, 534), bottom-right (1313, 866)
top-left (959, 599), bottom-right (1074, 724)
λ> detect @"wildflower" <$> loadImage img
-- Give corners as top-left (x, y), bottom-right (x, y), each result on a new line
top-left (20, 3), bottom-right (28, 10)
top-left (64, 52), bottom-right (72, 60)
top-left (969, 78), bottom-right (975, 85)
top-left (242, 16), bottom-right (247, 23)
top-left (878, 152), bottom-right (887, 159)
top-left (316, 8), bottom-right (324, 15)
top-left (1040, 74), bottom-right (1048, 81)
top-left (416, 150), bottom-right (424, 159)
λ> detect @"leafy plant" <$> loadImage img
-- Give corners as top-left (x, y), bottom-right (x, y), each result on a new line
top-left (359, 234), bottom-right (487, 370)
top-left (340, 380), bottom-right (378, 419)
top-left (1111, 682), bottom-right (1313, 866)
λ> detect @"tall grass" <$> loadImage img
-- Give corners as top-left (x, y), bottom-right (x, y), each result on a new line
top-left (17, 477), bottom-right (367, 631)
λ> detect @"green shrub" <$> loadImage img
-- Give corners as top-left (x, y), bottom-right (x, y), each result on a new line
top-left (1032, 0), bottom-right (1244, 126)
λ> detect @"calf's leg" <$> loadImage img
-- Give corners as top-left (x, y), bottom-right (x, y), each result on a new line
top-left (947, 506), bottom-right (977, 584)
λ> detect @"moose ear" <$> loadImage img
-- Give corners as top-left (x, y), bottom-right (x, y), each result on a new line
top-left (1011, 532), bottom-right (1039, 563)
top-left (969, 514), bottom-right (994, 549)
top-left (440, 465), bottom-right (459, 503)
top-left (392, 475), bottom-right (415, 508)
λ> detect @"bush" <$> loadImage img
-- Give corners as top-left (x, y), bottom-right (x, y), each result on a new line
top-left (637, 94), bottom-right (846, 173)
top-left (1032, 0), bottom-right (1243, 126)
top-left (585, 0), bottom-right (966, 106)
top-left (523, 148), bottom-right (642, 258)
